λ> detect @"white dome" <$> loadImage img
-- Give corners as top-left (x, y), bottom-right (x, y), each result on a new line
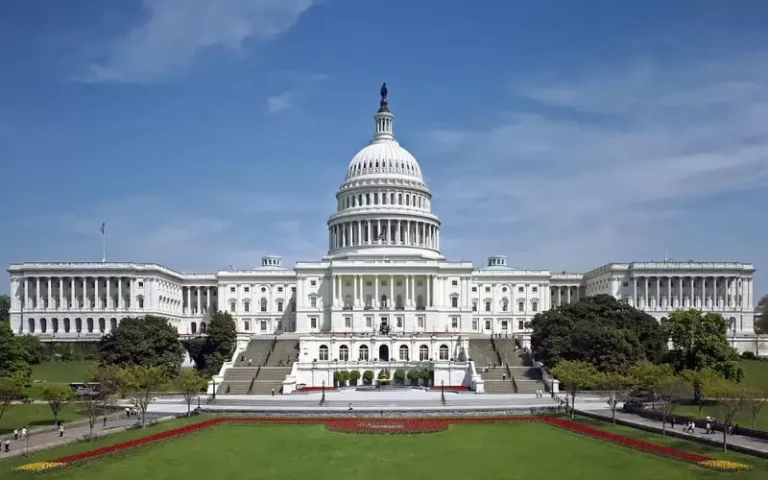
top-left (345, 141), bottom-right (423, 181)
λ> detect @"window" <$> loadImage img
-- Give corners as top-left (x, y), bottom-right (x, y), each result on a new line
top-left (531, 286), bottom-right (537, 293)
top-left (243, 319), bottom-right (250, 331)
top-left (243, 300), bottom-right (250, 312)
top-left (417, 316), bottom-right (425, 328)
top-left (485, 319), bottom-right (491, 330)
top-left (472, 319), bottom-right (478, 330)
top-left (471, 286), bottom-right (477, 292)
top-left (310, 297), bottom-right (317, 308)
top-left (485, 286), bottom-right (491, 292)
top-left (518, 320), bottom-right (524, 330)
top-left (451, 317), bottom-right (459, 328)
top-left (310, 317), bottom-right (318, 329)
top-left (229, 301), bottom-right (236, 312)
top-left (291, 287), bottom-right (296, 292)
top-left (518, 286), bottom-right (524, 293)
top-left (310, 280), bottom-right (317, 287)
top-left (365, 316), bottom-right (372, 328)
top-left (623, 282), bottom-right (628, 287)
top-left (419, 345), bottom-right (429, 361)
top-left (319, 345), bottom-right (329, 361)
top-left (518, 301), bottom-right (524, 312)
top-left (501, 298), bottom-right (509, 312)
top-left (396, 316), bottom-right (403, 328)
top-left (344, 316), bottom-right (351, 328)
top-left (451, 280), bottom-right (458, 286)
top-left (261, 287), bottom-right (267, 293)
top-left (230, 287), bottom-right (235, 293)
top-left (138, 281), bottom-right (144, 288)
top-left (532, 301), bottom-right (538, 312)
top-left (439, 345), bottom-right (449, 360)
top-left (260, 321), bottom-right (267, 332)
top-left (451, 296), bottom-right (458, 308)
top-left (138, 296), bottom-right (144, 309)
top-left (244, 286), bottom-right (249, 293)
top-left (359, 345), bottom-right (369, 361)
top-left (277, 300), bottom-right (283, 312)
top-left (277, 287), bottom-right (283, 293)
top-left (260, 298), bottom-right (267, 312)
top-left (485, 301), bottom-right (491, 312)
top-left (339, 345), bottom-right (349, 361)
top-left (472, 301), bottom-right (477, 312)
top-left (399, 345), bottom-right (409, 361)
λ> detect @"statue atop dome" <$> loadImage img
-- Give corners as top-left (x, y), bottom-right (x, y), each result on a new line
top-left (378, 82), bottom-right (390, 112)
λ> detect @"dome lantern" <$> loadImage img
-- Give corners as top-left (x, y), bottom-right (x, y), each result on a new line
top-left (372, 82), bottom-right (394, 143)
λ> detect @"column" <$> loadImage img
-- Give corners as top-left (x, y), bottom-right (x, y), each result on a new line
top-left (94, 277), bottom-right (99, 309)
top-left (357, 221), bottom-right (362, 246)
top-left (643, 277), bottom-right (648, 309)
top-left (46, 277), bottom-right (51, 309)
top-left (656, 277), bottom-right (661, 309)
top-left (206, 287), bottom-right (211, 312)
top-left (689, 276), bottom-right (695, 308)
top-left (427, 275), bottom-right (432, 307)
top-left (353, 275), bottom-right (358, 307)
top-left (632, 277), bottom-right (637, 307)
top-left (389, 275), bottom-right (394, 308)
top-left (747, 277), bottom-right (752, 308)
top-left (396, 220), bottom-right (400, 245)
top-left (197, 287), bottom-right (202, 313)
top-left (567, 286), bottom-right (571, 304)
top-left (667, 277), bottom-right (672, 308)
top-left (35, 277), bottom-right (40, 308)
top-left (558, 287), bottom-right (562, 306)
top-left (106, 277), bottom-right (111, 309)
top-left (117, 278), bottom-right (123, 310)
top-left (58, 278), bottom-right (64, 309)
top-left (24, 278), bottom-right (29, 307)
top-left (70, 278), bottom-right (75, 310)
top-left (374, 275), bottom-right (379, 308)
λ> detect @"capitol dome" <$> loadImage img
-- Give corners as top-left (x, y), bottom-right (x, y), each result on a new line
top-left (326, 83), bottom-right (442, 260)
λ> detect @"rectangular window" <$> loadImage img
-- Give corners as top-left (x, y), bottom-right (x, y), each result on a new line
top-left (451, 317), bottom-right (458, 328)
top-left (518, 320), bottom-right (525, 330)
top-left (244, 302), bottom-right (250, 312)
top-left (451, 297), bottom-right (458, 308)
top-left (485, 286), bottom-right (490, 292)
top-left (471, 286), bottom-right (477, 292)
top-left (518, 302), bottom-right (524, 312)
top-left (310, 297), bottom-right (317, 308)
top-left (472, 302), bottom-right (477, 312)
top-left (532, 286), bottom-right (537, 293)
top-left (278, 287), bottom-right (283, 293)
top-left (472, 319), bottom-right (478, 330)
top-left (485, 301), bottom-right (491, 312)
top-left (230, 301), bottom-right (236, 312)
top-left (396, 316), bottom-right (403, 328)
top-left (485, 320), bottom-right (491, 330)
top-left (366, 316), bottom-right (373, 328)
top-left (344, 316), bottom-right (351, 328)
top-left (291, 287), bottom-right (296, 292)
top-left (310, 317), bottom-right (317, 329)
top-left (243, 319), bottom-right (250, 331)
top-left (277, 301), bottom-right (283, 312)
top-left (260, 321), bottom-right (267, 332)
top-left (532, 302), bottom-right (538, 312)
top-left (518, 286), bottom-right (524, 293)
top-left (230, 287), bottom-right (236, 293)
top-left (417, 316), bottom-right (425, 328)
top-left (137, 281), bottom-right (144, 288)
top-left (244, 287), bottom-right (249, 293)
top-left (451, 280), bottom-right (458, 286)
top-left (310, 280), bottom-right (317, 287)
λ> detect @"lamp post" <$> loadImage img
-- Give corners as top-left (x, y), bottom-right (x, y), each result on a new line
top-left (320, 380), bottom-right (326, 406)
top-left (440, 380), bottom-right (446, 406)
top-left (212, 379), bottom-right (216, 400)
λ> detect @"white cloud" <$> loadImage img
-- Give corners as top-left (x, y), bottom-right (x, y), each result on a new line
top-left (423, 52), bottom-right (768, 273)
top-left (266, 91), bottom-right (295, 114)
top-left (81, 0), bottom-right (315, 83)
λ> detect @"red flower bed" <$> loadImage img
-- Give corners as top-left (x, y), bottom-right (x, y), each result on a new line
top-left (38, 415), bottom-right (737, 472)
top-left (434, 385), bottom-right (470, 391)
top-left (327, 418), bottom-right (449, 434)
top-left (296, 386), bottom-right (339, 392)
top-left (542, 417), bottom-right (712, 464)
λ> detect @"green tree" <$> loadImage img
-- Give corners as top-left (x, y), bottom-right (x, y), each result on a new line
top-left (16, 334), bottom-right (51, 364)
top-left (0, 294), bottom-right (10, 325)
top-left (709, 379), bottom-right (750, 452)
top-left (121, 365), bottom-right (168, 428)
top-left (201, 312), bottom-right (237, 376)
top-left (662, 310), bottom-right (743, 381)
top-left (743, 386), bottom-right (768, 430)
top-left (550, 360), bottom-right (599, 417)
top-left (178, 369), bottom-right (208, 417)
top-left (97, 316), bottom-right (184, 376)
top-left (0, 377), bottom-right (25, 422)
top-left (656, 374), bottom-right (690, 437)
top-left (0, 321), bottom-right (31, 382)
top-left (598, 372), bottom-right (635, 425)
top-left (631, 361), bottom-right (673, 408)
top-left (531, 295), bottom-right (666, 373)
top-left (755, 294), bottom-right (768, 334)
top-left (680, 367), bottom-right (721, 418)
top-left (41, 385), bottom-right (73, 424)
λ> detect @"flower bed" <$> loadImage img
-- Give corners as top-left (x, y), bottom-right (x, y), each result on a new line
top-left (433, 385), bottom-right (470, 391)
top-left (326, 418), bottom-right (449, 434)
top-left (296, 386), bottom-right (339, 392)
top-left (14, 415), bottom-right (750, 473)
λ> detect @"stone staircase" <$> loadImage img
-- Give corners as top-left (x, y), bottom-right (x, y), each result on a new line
top-left (218, 338), bottom-right (300, 395)
top-left (472, 337), bottom-right (548, 394)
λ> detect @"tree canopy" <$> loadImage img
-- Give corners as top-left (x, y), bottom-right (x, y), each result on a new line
top-left (0, 294), bottom-right (10, 325)
top-left (530, 294), bottom-right (667, 373)
top-left (184, 311), bottom-right (237, 376)
top-left (0, 321), bottom-right (30, 382)
top-left (97, 315), bottom-right (183, 376)
top-left (661, 310), bottom-right (742, 381)
top-left (756, 294), bottom-right (768, 334)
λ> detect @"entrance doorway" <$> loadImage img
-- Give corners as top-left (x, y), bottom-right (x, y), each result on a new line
top-left (379, 344), bottom-right (390, 362)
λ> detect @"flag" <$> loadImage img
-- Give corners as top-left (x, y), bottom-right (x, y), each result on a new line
top-left (100, 222), bottom-right (105, 234)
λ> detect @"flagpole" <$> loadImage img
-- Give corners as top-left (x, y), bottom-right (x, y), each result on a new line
top-left (102, 223), bottom-right (106, 263)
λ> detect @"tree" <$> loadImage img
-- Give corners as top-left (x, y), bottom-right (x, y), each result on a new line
top-left (80, 367), bottom-right (123, 441)
top-left (756, 294), bottom-right (768, 334)
top-left (121, 365), bottom-right (168, 428)
top-left (709, 379), bottom-right (750, 452)
top-left (550, 360), bottom-right (599, 417)
top-left (0, 294), bottom-right (10, 325)
top-left (0, 321), bottom-right (31, 382)
top-left (178, 369), bottom-right (208, 417)
top-left (16, 334), bottom-right (51, 364)
top-left (661, 310), bottom-right (743, 381)
top-left (656, 375), bottom-right (690, 437)
top-left (98, 316), bottom-right (184, 377)
top-left (0, 377), bottom-right (25, 423)
top-left (680, 367), bottom-right (721, 418)
top-left (630, 361), bottom-right (673, 409)
top-left (41, 385), bottom-right (73, 424)
top-left (184, 312), bottom-right (237, 376)
top-left (531, 295), bottom-right (666, 373)
top-left (743, 387), bottom-right (768, 430)
top-left (598, 373), bottom-right (634, 425)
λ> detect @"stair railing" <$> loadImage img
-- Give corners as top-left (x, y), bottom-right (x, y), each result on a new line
top-left (510, 375), bottom-right (518, 393)
top-left (489, 337), bottom-right (503, 365)
top-left (248, 374), bottom-right (256, 394)
top-left (263, 335), bottom-right (278, 366)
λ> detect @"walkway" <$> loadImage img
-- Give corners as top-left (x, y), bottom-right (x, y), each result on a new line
top-left (584, 408), bottom-right (768, 456)
top-left (0, 412), bottom-right (168, 459)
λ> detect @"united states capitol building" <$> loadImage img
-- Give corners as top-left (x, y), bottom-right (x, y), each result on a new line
top-left (6, 86), bottom-right (762, 391)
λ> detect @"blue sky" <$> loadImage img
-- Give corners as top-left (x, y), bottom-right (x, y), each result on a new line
top-left (1, 0), bottom-right (767, 297)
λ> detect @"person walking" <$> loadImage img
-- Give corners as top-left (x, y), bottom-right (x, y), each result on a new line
top-left (4, 440), bottom-right (9, 452)
top-left (21, 427), bottom-right (27, 441)
top-left (13, 429), bottom-right (18, 441)
top-left (58, 425), bottom-right (64, 438)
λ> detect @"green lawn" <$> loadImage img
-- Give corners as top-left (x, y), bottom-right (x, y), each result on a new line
top-left (4, 419), bottom-right (768, 479)
top-left (31, 362), bottom-right (97, 384)
top-left (0, 404), bottom-right (90, 435)
top-left (741, 360), bottom-right (768, 391)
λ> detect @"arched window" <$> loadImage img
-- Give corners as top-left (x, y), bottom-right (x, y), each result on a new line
top-left (485, 300), bottom-right (491, 312)
top-left (110, 318), bottom-right (117, 332)
top-left (200, 322), bottom-right (207, 333)
top-left (399, 345), bottom-right (409, 361)
top-left (28, 318), bottom-right (35, 332)
top-left (501, 298), bottom-right (509, 312)
top-left (339, 345), bottom-right (349, 361)
top-left (243, 300), bottom-right (250, 312)
top-left (381, 295), bottom-right (388, 309)
top-left (75, 318), bottom-right (82, 332)
top-left (319, 345), bottom-right (329, 361)
top-left (729, 317), bottom-right (737, 332)
top-left (260, 298), bottom-right (268, 312)
top-left (98, 318), bottom-right (105, 333)
top-left (396, 294), bottom-right (403, 310)
top-left (358, 345), bottom-right (369, 361)
top-left (87, 318), bottom-right (94, 333)
top-left (40, 318), bottom-right (47, 333)
top-left (63, 318), bottom-right (70, 333)
top-left (229, 300), bottom-right (236, 312)
top-left (191, 322), bottom-right (197, 334)
top-left (137, 295), bottom-right (144, 309)
top-left (419, 345), bottom-right (429, 361)
top-left (52, 318), bottom-right (59, 333)
top-left (439, 344), bottom-right (449, 360)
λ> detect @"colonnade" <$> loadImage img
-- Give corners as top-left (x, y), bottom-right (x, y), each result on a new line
top-left (17, 276), bottom-right (142, 311)
top-left (630, 275), bottom-right (752, 310)
top-left (329, 219), bottom-right (439, 250)
top-left (550, 285), bottom-right (581, 307)
top-left (182, 286), bottom-right (217, 314)
top-left (330, 274), bottom-right (435, 310)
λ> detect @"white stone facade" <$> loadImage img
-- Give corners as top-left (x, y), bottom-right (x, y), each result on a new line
top-left (6, 86), bottom-right (759, 356)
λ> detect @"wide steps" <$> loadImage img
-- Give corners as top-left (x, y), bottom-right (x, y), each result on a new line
top-left (223, 367), bottom-right (259, 382)
top-left (267, 340), bottom-right (299, 367)
top-left (484, 380), bottom-right (517, 394)
top-left (469, 339), bottom-right (499, 368)
top-left (235, 340), bottom-right (274, 366)
top-left (256, 367), bottom-right (291, 381)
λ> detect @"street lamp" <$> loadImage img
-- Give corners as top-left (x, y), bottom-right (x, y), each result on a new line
top-left (320, 380), bottom-right (326, 406)
top-left (440, 380), bottom-right (446, 406)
